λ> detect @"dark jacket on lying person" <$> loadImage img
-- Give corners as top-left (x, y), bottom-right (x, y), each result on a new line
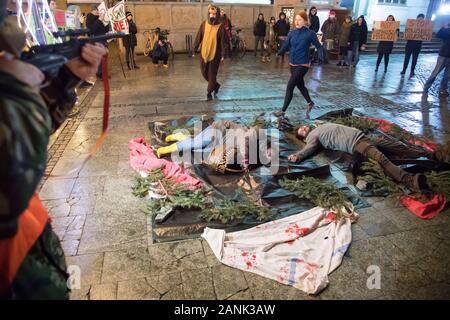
top-left (293, 123), bottom-right (364, 162)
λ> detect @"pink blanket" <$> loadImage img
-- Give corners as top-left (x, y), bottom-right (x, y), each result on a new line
top-left (129, 137), bottom-right (201, 189)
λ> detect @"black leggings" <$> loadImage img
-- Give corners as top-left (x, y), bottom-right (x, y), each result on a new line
top-left (282, 65), bottom-right (312, 112)
top-left (402, 46), bottom-right (420, 74)
top-left (376, 53), bottom-right (390, 70)
top-left (125, 45), bottom-right (136, 64)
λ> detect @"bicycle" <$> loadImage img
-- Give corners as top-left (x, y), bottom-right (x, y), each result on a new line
top-left (230, 28), bottom-right (246, 58)
top-left (143, 28), bottom-right (175, 61)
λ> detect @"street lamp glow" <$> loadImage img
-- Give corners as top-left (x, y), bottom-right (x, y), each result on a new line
top-left (438, 4), bottom-right (450, 15)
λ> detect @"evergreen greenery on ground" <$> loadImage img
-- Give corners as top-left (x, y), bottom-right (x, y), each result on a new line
top-left (201, 198), bottom-right (271, 224)
top-left (425, 171), bottom-right (450, 198)
top-left (279, 176), bottom-right (351, 219)
top-left (330, 116), bottom-right (379, 133)
top-left (133, 169), bottom-right (270, 224)
top-left (359, 159), bottom-right (405, 196)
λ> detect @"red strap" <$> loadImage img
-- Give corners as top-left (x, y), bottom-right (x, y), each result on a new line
top-left (49, 54), bottom-right (110, 177)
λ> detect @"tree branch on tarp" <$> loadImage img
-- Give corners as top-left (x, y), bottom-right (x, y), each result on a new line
top-left (279, 176), bottom-right (352, 220)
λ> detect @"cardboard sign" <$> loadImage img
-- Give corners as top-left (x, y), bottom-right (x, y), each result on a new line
top-left (98, 1), bottom-right (110, 26)
top-left (404, 19), bottom-right (434, 41)
top-left (53, 9), bottom-right (66, 28)
top-left (371, 20), bottom-right (400, 41)
top-left (65, 12), bottom-right (76, 29)
top-left (110, 1), bottom-right (128, 34)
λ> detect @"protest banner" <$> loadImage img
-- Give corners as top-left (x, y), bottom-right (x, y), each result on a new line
top-left (404, 19), bottom-right (433, 41)
top-left (53, 9), bottom-right (66, 28)
top-left (110, 1), bottom-right (129, 34)
top-left (98, 1), bottom-right (110, 26)
top-left (371, 20), bottom-right (400, 41)
top-left (65, 11), bottom-right (76, 29)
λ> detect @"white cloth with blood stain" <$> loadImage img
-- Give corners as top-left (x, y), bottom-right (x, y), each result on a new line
top-left (201, 207), bottom-right (358, 295)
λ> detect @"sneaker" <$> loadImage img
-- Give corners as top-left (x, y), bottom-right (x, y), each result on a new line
top-left (336, 62), bottom-right (342, 66)
top-left (410, 72), bottom-right (415, 77)
top-left (207, 93), bottom-right (213, 101)
top-left (400, 70), bottom-right (405, 75)
top-left (273, 110), bottom-right (285, 117)
top-left (342, 63), bottom-right (349, 67)
top-left (163, 64), bottom-right (169, 68)
top-left (439, 90), bottom-right (449, 97)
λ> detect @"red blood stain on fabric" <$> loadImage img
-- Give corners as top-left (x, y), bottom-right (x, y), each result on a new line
top-left (285, 224), bottom-right (310, 237)
top-left (246, 261), bottom-right (253, 268)
top-left (326, 212), bottom-right (336, 221)
top-left (241, 251), bottom-right (249, 257)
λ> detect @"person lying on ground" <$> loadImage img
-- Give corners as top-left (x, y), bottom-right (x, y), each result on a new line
top-left (156, 120), bottom-right (272, 174)
top-left (288, 123), bottom-right (450, 191)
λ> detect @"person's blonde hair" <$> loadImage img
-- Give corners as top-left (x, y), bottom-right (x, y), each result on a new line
top-left (296, 11), bottom-right (309, 26)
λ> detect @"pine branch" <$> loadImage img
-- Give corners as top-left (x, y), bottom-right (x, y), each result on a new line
top-left (201, 198), bottom-right (270, 224)
top-left (359, 159), bottom-right (405, 196)
top-left (425, 171), bottom-right (450, 198)
top-left (331, 116), bottom-right (379, 133)
top-left (279, 176), bottom-right (351, 220)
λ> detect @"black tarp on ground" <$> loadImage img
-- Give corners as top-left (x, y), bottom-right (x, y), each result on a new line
top-left (147, 113), bottom-right (369, 243)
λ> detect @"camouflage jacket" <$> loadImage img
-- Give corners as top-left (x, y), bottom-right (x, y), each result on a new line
top-left (0, 66), bottom-right (80, 238)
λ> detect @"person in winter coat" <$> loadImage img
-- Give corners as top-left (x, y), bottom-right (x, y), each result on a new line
top-left (309, 7), bottom-right (320, 33)
top-left (321, 10), bottom-right (339, 64)
top-left (123, 12), bottom-right (139, 70)
top-left (254, 13), bottom-right (266, 56)
top-left (337, 16), bottom-right (353, 66)
top-left (220, 8), bottom-right (232, 58)
top-left (274, 11), bottom-right (322, 119)
top-left (274, 12), bottom-right (290, 59)
top-left (375, 15), bottom-right (398, 72)
top-left (152, 34), bottom-right (169, 67)
top-left (423, 23), bottom-right (450, 97)
top-left (262, 16), bottom-right (277, 62)
top-left (347, 15), bottom-right (367, 67)
top-left (194, 4), bottom-right (227, 100)
top-left (86, 4), bottom-right (109, 78)
top-left (401, 13), bottom-right (425, 77)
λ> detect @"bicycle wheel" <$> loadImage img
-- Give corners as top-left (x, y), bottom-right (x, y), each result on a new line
top-left (237, 40), bottom-right (246, 58)
top-left (168, 42), bottom-right (174, 61)
top-left (143, 39), bottom-right (151, 57)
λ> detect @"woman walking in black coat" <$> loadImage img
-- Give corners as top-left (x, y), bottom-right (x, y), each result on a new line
top-left (123, 12), bottom-right (139, 69)
top-left (375, 15), bottom-right (397, 73)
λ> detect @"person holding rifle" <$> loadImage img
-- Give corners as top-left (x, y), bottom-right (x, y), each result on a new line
top-left (0, 0), bottom-right (107, 299)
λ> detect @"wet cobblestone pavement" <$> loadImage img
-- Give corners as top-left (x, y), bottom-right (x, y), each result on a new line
top-left (40, 52), bottom-right (450, 300)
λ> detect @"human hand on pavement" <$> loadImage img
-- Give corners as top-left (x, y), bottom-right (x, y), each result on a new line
top-left (0, 54), bottom-right (45, 89)
top-left (65, 43), bottom-right (107, 80)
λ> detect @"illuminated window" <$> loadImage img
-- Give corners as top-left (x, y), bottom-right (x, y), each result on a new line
top-left (378, 0), bottom-right (407, 4)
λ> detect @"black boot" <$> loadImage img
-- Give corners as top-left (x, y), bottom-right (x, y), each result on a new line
top-left (214, 83), bottom-right (221, 95)
top-left (127, 61), bottom-right (131, 70)
top-left (207, 93), bottom-right (213, 101)
top-left (402, 173), bottom-right (428, 192)
top-left (133, 61), bottom-right (140, 69)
